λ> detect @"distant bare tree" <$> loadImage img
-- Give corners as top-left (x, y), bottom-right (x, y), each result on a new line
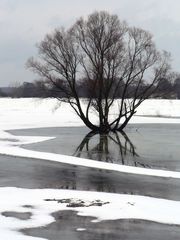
top-left (27, 11), bottom-right (171, 133)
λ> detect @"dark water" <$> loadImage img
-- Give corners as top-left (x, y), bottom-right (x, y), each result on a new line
top-left (23, 211), bottom-right (180, 240)
top-left (1, 154), bottom-right (180, 200)
top-left (9, 123), bottom-right (180, 171)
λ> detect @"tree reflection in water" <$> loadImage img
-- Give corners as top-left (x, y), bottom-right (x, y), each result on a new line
top-left (52, 131), bottom-right (151, 192)
top-left (74, 131), bottom-right (151, 168)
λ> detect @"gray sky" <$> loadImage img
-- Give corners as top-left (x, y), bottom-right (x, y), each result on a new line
top-left (0, 0), bottom-right (180, 86)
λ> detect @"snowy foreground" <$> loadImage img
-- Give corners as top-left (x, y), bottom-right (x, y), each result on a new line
top-left (1, 98), bottom-right (180, 239)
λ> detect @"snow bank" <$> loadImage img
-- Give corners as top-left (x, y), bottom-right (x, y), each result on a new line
top-left (0, 98), bottom-right (81, 130)
top-left (1, 98), bottom-right (180, 131)
top-left (135, 99), bottom-right (180, 118)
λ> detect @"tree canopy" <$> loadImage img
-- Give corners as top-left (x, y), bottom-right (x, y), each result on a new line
top-left (27, 11), bottom-right (171, 133)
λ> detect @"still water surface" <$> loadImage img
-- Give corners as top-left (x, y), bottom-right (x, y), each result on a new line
top-left (10, 123), bottom-right (180, 171)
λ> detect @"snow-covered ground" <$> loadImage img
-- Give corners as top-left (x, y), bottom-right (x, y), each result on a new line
top-left (1, 98), bottom-right (180, 130)
top-left (1, 98), bottom-right (180, 239)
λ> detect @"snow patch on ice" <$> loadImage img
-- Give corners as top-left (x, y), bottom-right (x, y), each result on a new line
top-left (76, 228), bottom-right (86, 231)
top-left (1, 187), bottom-right (180, 239)
top-left (1, 141), bottom-right (180, 179)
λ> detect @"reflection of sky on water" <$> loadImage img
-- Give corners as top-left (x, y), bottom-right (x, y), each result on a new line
top-left (10, 124), bottom-right (180, 171)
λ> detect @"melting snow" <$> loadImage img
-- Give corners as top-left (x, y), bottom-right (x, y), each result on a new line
top-left (1, 98), bottom-right (180, 239)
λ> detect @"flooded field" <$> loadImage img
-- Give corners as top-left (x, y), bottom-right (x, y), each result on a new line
top-left (10, 123), bottom-right (180, 171)
top-left (1, 123), bottom-right (180, 240)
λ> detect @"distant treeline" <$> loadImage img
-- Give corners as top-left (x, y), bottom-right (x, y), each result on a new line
top-left (1, 77), bottom-right (180, 99)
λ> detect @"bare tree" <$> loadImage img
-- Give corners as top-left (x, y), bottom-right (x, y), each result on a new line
top-left (27, 11), bottom-right (171, 133)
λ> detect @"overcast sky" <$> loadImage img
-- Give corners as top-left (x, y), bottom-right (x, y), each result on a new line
top-left (0, 0), bottom-right (180, 86)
